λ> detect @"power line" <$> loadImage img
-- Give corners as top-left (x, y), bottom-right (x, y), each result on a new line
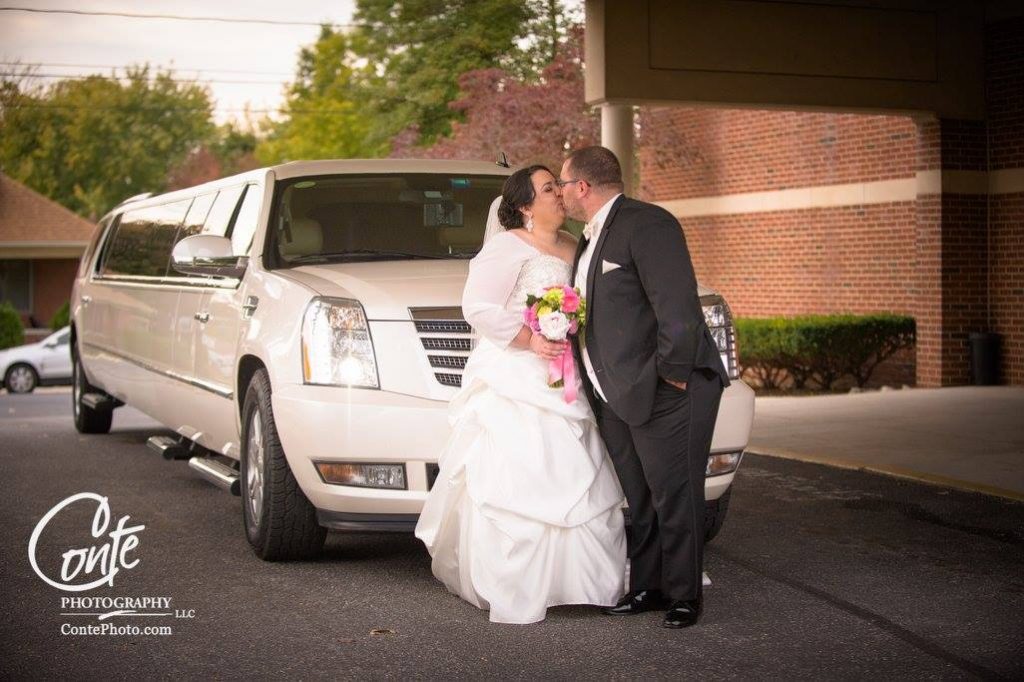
top-left (0, 61), bottom-right (293, 77)
top-left (2, 72), bottom-right (287, 86)
top-left (2, 102), bottom-right (353, 116)
top-left (0, 6), bottom-right (361, 28)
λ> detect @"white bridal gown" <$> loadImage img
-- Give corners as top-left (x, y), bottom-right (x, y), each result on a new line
top-left (414, 229), bottom-right (627, 624)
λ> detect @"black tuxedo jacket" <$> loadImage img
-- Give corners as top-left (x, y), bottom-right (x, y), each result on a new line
top-left (570, 196), bottom-right (731, 426)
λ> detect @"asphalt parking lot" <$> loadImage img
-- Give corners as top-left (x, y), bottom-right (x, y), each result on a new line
top-left (1, 390), bottom-right (1022, 680)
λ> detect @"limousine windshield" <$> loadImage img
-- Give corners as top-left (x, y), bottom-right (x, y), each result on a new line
top-left (270, 173), bottom-right (508, 266)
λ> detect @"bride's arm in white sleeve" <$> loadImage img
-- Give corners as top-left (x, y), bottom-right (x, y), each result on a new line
top-left (462, 233), bottom-right (531, 349)
top-left (463, 232), bottom-right (569, 358)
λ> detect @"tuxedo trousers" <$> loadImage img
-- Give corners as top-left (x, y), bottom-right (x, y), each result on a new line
top-left (595, 368), bottom-right (724, 602)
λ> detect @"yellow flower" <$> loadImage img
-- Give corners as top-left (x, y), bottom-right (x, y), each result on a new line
top-left (542, 288), bottom-right (564, 306)
top-left (537, 305), bottom-right (553, 317)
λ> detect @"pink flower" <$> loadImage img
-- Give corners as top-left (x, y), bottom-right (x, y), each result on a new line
top-left (568, 319), bottom-right (579, 334)
top-left (561, 286), bottom-right (581, 314)
top-left (523, 305), bottom-right (541, 332)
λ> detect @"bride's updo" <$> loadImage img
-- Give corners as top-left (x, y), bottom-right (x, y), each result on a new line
top-left (498, 164), bottom-right (551, 229)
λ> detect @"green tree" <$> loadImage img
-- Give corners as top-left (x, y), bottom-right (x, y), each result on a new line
top-left (256, 26), bottom-right (383, 164)
top-left (257, 3), bottom-right (579, 160)
top-left (351, 0), bottom-right (536, 146)
top-left (212, 123), bottom-right (259, 173)
top-left (513, 1), bottom-right (582, 79)
top-left (0, 67), bottom-right (215, 219)
top-left (391, 27), bottom-right (598, 168)
top-left (167, 122), bottom-right (259, 190)
top-left (50, 301), bottom-right (70, 330)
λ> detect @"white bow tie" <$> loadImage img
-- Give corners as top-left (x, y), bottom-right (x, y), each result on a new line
top-left (582, 219), bottom-right (597, 241)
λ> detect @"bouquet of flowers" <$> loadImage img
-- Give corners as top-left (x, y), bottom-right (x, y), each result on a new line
top-left (523, 285), bottom-right (587, 403)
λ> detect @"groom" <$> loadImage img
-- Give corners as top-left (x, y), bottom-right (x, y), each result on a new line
top-left (560, 146), bottom-right (730, 629)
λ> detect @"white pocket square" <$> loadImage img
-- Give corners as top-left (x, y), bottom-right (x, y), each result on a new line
top-left (601, 259), bottom-right (622, 274)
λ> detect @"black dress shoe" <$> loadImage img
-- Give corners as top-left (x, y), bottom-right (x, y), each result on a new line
top-left (602, 589), bottom-right (669, 615)
top-left (663, 599), bottom-right (702, 628)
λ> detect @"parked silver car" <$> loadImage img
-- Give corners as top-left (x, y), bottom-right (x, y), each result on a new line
top-left (1, 327), bottom-right (72, 393)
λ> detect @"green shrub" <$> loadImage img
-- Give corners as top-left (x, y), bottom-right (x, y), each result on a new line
top-left (839, 313), bottom-right (916, 387)
top-left (0, 302), bottom-right (25, 350)
top-left (736, 313), bottom-right (916, 391)
top-left (50, 301), bottom-right (70, 330)
top-left (733, 318), bottom-right (793, 389)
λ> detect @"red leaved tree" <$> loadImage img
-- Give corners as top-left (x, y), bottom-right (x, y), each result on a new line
top-left (390, 27), bottom-right (598, 171)
top-left (390, 27), bottom-right (699, 200)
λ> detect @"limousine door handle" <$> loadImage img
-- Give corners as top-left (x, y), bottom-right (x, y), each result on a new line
top-left (242, 296), bottom-right (259, 317)
top-left (81, 295), bottom-right (92, 306)
top-left (194, 312), bottom-right (210, 324)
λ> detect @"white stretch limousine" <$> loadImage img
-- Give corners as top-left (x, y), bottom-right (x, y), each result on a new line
top-left (70, 160), bottom-right (756, 560)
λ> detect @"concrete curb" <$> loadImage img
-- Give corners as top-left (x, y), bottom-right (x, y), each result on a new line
top-left (746, 448), bottom-right (1024, 503)
top-left (12, 386), bottom-right (71, 395)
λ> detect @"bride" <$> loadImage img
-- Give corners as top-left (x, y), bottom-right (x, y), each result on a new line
top-left (414, 165), bottom-right (627, 624)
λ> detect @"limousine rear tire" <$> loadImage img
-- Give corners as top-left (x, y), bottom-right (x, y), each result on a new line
top-left (72, 350), bottom-right (112, 434)
top-left (240, 369), bottom-right (326, 561)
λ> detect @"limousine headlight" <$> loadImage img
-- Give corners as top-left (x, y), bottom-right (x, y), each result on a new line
top-left (701, 294), bottom-right (740, 380)
top-left (301, 298), bottom-right (379, 389)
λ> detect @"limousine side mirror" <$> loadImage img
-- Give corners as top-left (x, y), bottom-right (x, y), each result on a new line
top-left (171, 235), bottom-right (248, 279)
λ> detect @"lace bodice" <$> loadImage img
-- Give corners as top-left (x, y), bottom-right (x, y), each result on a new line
top-left (506, 255), bottom-right (572, 311)
top-left (462, 231), bottom-right (576, 349)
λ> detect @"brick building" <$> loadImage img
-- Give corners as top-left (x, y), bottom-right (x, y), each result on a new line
top-left (0, 172), bottom-right (94, 343)
top-left (589, 2), bottom-right (1023, 387)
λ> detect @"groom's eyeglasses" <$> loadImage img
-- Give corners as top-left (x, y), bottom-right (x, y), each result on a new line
top-left (556, 178), bottom-right (587, 188)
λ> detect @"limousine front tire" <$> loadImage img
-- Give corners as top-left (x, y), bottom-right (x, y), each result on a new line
top-left (240, 369), bottom-right (327, 561)
top-left (704, 489), bottom-right (731, 543)
top-left (72, 349), bottom-right (112, 434)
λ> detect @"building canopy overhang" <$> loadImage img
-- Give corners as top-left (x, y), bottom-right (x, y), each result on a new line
top-left (585, 0), bottom-right (986, 120)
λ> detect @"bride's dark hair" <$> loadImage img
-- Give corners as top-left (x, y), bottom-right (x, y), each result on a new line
top-left (498, 165), bottom-right (551, 229)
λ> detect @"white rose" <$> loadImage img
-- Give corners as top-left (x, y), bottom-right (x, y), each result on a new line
top-left (538, 311), bottom-right (571, 341)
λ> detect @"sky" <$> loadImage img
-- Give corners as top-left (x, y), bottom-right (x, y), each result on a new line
top-left (0, 1), bottom-right (359, 125)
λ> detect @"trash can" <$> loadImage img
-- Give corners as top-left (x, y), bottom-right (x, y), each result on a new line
top-left (969, 332), bottom-right (1001, 385)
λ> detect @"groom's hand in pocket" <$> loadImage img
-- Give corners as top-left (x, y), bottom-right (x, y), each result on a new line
top-left (665, 378), bottom-right (687, 391)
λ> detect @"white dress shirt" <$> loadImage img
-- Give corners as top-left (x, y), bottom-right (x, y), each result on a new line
top-left (574, 194), bottom-right (621, 402)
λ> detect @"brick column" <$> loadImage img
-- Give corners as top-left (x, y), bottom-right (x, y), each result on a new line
top-left (913, 118), bottom-right (989, 387)
top-left (986, 16), bottom-right (1024, 385)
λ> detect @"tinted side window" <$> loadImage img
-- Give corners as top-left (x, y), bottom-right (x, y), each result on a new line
top-left (165, 192), bottom-right (217, 279)
top-left (202, 185), bottom-right (245, 238)
top-left (178, 192), bottom-right (217, 241)
top-left (93, 213), bottom-right (122, 275)
top-left (78, 215), bottom-right (112, 278)
top-left (229, 185), bottom-right (262, 256)
top-left (101, 200), bottom-right (190, 277)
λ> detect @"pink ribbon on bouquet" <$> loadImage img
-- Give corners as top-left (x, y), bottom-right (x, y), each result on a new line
top-left (547, 348), bottom-right (578, 404)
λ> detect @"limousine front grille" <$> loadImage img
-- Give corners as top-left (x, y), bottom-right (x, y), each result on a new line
top-left (421, 338), bottom-right (473, 352)
top-left (429, 355), bottom-right (468, 369)
top-left (415, 320), bottom-right (472, 334)
top-left (410, 307), bottom-right (475, 389)
top-left (434, 373), bottom-right (463, 387)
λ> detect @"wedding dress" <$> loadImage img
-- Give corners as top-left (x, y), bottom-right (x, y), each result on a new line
top-left (414, 226), bottom-right (627, 625)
